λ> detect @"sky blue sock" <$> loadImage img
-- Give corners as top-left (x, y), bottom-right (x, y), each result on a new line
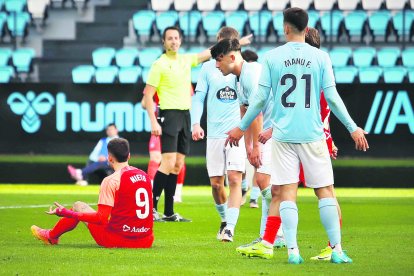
top-left (280, 201), bottom-right (299, 249)
top-left (319, 198), bottom-right (341, 247)
top-left (215, 202), bottom-right (227, 222)
top-left (259, 196), bottom-right (269, 237)
top-left (241, 178), bottom-right (248, 191)
top-left (226, 207), bottom-right (240, 232)
top-left (250, 186), bottom-right (261, 201)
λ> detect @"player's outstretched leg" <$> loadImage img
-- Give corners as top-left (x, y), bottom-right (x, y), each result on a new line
top-left (31, 225), bottom-right (59, 245)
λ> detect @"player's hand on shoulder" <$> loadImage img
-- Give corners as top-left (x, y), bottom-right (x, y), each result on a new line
top-left (192, 124), bottom-right (204, 141)
top-left (351, 127), bottom-right (369, 152)
top-left (258, 128), bottom-right (273, 144)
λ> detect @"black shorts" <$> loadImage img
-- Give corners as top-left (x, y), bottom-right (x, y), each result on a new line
top-left (157, 109), bottom-right (191, 155)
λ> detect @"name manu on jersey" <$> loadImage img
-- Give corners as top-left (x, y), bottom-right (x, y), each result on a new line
top-left (284, 58), bottom-right (312, 68)
top-left (130, 174), bottom-right (147, 183)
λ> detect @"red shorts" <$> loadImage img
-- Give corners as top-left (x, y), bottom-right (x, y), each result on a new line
top-left (148, 134), bottom-right (161, 153)
top-left (88, 223), bottom-right (154, 248)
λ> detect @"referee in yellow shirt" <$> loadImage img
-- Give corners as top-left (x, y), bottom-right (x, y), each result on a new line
top-left (142, 26), bottom-right (212, 222)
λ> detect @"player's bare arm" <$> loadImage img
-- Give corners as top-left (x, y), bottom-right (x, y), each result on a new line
top-left (143, 84), bottom-right (162, 136)
top-left (248, 114), bottom-right (263, 168)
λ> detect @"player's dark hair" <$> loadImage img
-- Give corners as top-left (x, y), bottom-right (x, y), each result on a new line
top-left (217, 26), bottom-right (240, 41)
top-left (106, 123), bottom-right (117, 129)
top-left (283, 7), bottom-right (308, 33)
top-left (211, 38), bottom-right (241, 59)
top-left (305, 27), bottom-right (321, 49)
top-left (107, 138), bottom-right (130, 163)
top-left (162, 26), bottom-right (182, 41)
top-left (241, 50), bottom-right (258, 62)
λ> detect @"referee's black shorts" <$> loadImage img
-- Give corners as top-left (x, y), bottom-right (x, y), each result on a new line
top-left (157, 109), bottom-right (191, 155)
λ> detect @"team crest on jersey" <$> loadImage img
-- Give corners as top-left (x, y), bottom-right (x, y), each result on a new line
top-left (216, 86), bottom-right (237, 103)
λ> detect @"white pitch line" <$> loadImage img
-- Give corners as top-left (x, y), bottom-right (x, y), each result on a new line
top-left (0, 203), bottom-right (97, 210)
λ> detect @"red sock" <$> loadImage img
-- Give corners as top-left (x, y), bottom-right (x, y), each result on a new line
top-left (49, 217), bottom-right (79, 239)
top-left (147, 160), bottom-right (160, 181)
top-left (262, 216), bottom-right (281, 245)
top-left (177, 163), bottom-right (186, 184)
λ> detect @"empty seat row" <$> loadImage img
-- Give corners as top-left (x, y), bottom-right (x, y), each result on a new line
top-left (334, 66), bottom-right (413, 83)
top-left (72, 64), bottom-right (201, 84)
top-left (132, 9), bottom-right (414, 41)
top-left (0, 47), bottom-right (34, 70)
top-left (149, 0), bottom-right (414, 12)
top-left (0, 11), bottom-right (30, 38)
top-left (329, 47), bottom-right (414, 67)
top-left (91, 47), bottom-right (163, 68)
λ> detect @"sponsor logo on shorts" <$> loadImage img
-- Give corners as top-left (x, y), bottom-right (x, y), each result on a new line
top-left (216, 86), bottom-right (237, 103)
top-left (123, 225), bottom-right (150, 233)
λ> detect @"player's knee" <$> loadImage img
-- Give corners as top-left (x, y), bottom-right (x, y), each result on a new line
top-left (211, 181), bottom-right (223, 191)
top-left (314, 185), bottom-right (334, 199)
top-left (73, 201), bottom-right (86, 211)
top-left (271, 185), bottom-right (281, 198)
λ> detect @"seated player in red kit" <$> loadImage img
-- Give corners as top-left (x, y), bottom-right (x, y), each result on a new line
top-left (31, 138), bottom-right (154, 248)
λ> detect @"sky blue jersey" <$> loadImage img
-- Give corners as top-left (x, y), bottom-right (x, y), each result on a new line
top-left (240, 42), bottom-right (357, 143)
top-left (238, 61), bottom-right (273, 130)
top-left (191, 60), bottom-right (240, 139)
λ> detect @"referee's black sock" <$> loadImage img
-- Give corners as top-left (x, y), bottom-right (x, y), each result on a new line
top-left (164, 173), bottom-right (178, 217)
top-left (152, 171), bottom-right (168, 211)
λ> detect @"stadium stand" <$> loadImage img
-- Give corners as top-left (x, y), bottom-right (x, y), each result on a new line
top-left (118, 66), bottom-right (142, 83)
top-left (267, 0), bottom-right (290, 11)
top-left (359, 66), bottom-right (383, 83)
top-left (151, 0), bottom-right (172, 11)
top-left (353, 47), bottom-right (377, 67)
top-left (330, 47), bottom-right (352, 67)
top-left (197, 0), bottom-right (219, 11)
top-left (0, 65), bottom-right (14, 82)
top-left (95, 65), bottom-right (118, 83)
top-left (334, 66), bottom-right (358, 83)
top-left (338, 0), bottom-right (360, 10)
top-left (72, 65), bottom-right (95, 83)
top-left (383, 66), bottom-right (407, 83)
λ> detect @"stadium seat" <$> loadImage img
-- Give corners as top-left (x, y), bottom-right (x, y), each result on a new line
top-left (0, 48), bottom-right (12, 66)
top-left (12, 48), bottom-right (35, 73)
top-left (248, 11), bottom-right (272, 37)
top-left (267, 0), bottom-right (289, 11)
top-left (368, 10), bottom-right (391, 37)
top-left (320, 11), bottom-right (344, 37)
top-left (402, 48), bottom-right (414, 67)
top-left (273, 12), bottom-right (284, 36)
top-left (0, 66), bottom-right (14, 83)
top-left (338, 0), bottom-right (360, 10)
top-left (72, 65), bottom-right (95, 83)
top-left (383, 67), bottom-right (407, 83)
top-left (5, 0), bottom-right (26, 13)
top-left (132, 10), bottom-right (156, 37)
top-left (361, 0), bottom-right (384, 10)
top-left (197, 0), bottom-right (219, 11)
top-left (202, 11), bottom-right (225, 37)
top-left (155, 11), bottom-right (178, 35)
top-left (92, 47), bottom-right (116, 68)
top-left (179, 11), bottom-right (202, 37)
top-left (138, 47), bottom-right (162, 67)
top-left (244, 0), bottom-right (266, 11)
top-left (95, 66), bottom-right (119, 84)
top-left (329, 47), bottom-right (352, 67)
top-left (225, 11), bottom-right (248, 36)
top-left (141, 67), bottom-right (150, 83)
top-left (359, 66), bottom-right (382, 83)
top-left (392, 10), bottom-right (414, 36)
top-left (334, 66), bottom-right (358, 83)
top-left (408, 69), bottom-right (414, 82)
top-left (7, 12), bottom-right (30, 37)
top-left (344, 10), bottom-right (367, 38)
top-left (115, 48), bottom-right (139, 68)
top-left (314, 0), bottom-right (337, 10)
top-left (191, 65), bottom-right (201, 83)
top-left (174, 0), bottom-right (195, 11)
top-left (385, 0), bottom-right (408, 9)
top-left (0, 12), bottom-right (6, 36)
top-left (290, 0), bottom-right (313, 10)
top-left (27, 0), bottom-right (48, 21)
top-left (118, 66), bottom-right (142, 84)
top-left (308, 10), bottom-right (320, 28)
top-left (377, 47), bottom-right (401, 67)
top-left (151, 0), bottom-right (173, 11)
top-left (353, 47), bottom-right (376, 67)
top-left (220, 0), bottom-right (242, 11)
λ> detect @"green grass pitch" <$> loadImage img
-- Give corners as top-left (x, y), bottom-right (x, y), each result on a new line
top-left (0, 185), bottom-right (413, 275)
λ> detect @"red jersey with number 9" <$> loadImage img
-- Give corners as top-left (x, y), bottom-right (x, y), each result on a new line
top-left (106, 166), bottom-right (153, 239)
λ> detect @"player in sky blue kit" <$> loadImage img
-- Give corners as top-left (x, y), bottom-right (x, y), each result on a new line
top-left (210, 39), bottom-right (275, 246)
top-left (191, 27), bottom-right (252, 242)
top-left (224, 7), bottom-right (369, 264)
